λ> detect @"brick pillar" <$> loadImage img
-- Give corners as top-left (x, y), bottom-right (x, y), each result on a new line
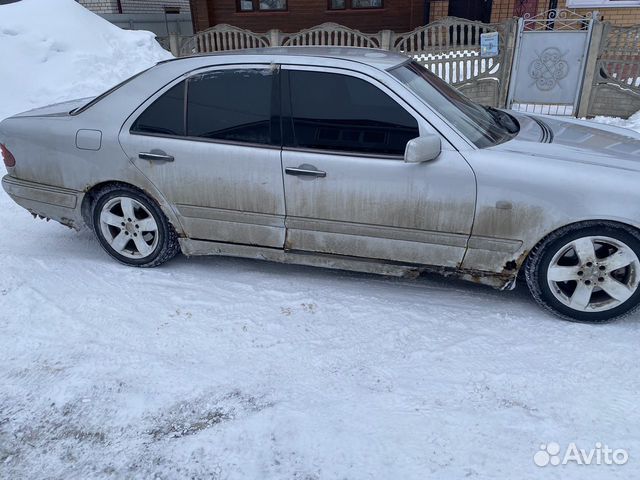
top-left (189, 0), bottom-right (210, 33)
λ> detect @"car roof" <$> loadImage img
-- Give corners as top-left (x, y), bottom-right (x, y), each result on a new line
top-left (161, 46), bottom-right (410, 71)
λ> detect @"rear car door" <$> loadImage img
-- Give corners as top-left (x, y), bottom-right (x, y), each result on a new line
top-left (280, 66), bottom-right (477, 267)
top-left (119, 65), bottom-right (285, 248)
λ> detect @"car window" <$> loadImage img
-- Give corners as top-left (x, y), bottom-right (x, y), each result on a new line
top-left (391, 61), bottom-right (518, 148)
top-left (187, 69), bottom-right (275, 145)
top-left (131, 81), bottom-right (185, 136)
top-left (283, 70), bottom-right (419, 156)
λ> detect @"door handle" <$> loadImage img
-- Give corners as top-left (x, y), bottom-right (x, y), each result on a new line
top-left (138, 152), bottom-right (174, 162)
top-left (285, 166), bottom-right (326, 178)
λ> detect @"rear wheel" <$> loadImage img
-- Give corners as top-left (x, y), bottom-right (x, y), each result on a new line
top-left (525, 223), bottom-right (640, 323)
top-left (91, 184), bottom-right (179, 267)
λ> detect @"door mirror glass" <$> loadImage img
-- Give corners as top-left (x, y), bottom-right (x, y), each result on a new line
top-left (404, 135), bottom-right (442, 163)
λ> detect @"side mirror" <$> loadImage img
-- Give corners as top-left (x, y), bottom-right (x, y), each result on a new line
top-left (404, 135), bottom-right (442, 164)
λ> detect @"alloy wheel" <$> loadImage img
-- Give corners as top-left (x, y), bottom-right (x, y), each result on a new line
top-left (546, 235), bottom-right (640, 312)
top-left (99, 196), bottom-right (159, 259)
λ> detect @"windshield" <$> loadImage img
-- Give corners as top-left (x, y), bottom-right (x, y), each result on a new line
top-left (390, 61), bottom-right (518, 148)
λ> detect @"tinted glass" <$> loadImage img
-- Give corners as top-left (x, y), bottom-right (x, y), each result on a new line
top-left (391, 61), bottom-right (518, 148)
top-left (187, 69), bottom-right (274, 145)
top-left (131, 81), bottom-right (185, 136)
top-left (285, 70), bottom-right (419, 155)
top-left (239, 0), bottom-right (253, 10)
top-left (329, 0), bottom-right (346, 8)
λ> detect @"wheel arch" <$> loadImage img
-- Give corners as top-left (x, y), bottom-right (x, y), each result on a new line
top-left (522, 218), bottom-right (640, 322)
top-left (522, 218), bottom-right (640, 271)
top-left (80, 180), bottom-right (185, 236)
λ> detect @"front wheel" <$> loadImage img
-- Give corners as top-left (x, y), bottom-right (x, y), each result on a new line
top-left (91, 184), bottom-right (179, 267)
top-left (525, 223), bottom-right (640, 323)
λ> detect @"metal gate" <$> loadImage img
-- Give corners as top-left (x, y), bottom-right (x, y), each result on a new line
top-left (507, 9), bottom-right (594, 116)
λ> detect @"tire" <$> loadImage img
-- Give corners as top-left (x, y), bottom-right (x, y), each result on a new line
top-left (91, 183), bottom-right (179, 268)
top-left (525, 221), bottom-right (640, 323)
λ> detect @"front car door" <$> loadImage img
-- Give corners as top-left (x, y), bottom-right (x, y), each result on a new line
top-left (280, 65), bottom-right (477, 268)
top-left (119, 65), bottom-right (285, 248)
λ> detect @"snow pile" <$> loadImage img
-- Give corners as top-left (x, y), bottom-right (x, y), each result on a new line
top-left (0, 0), bottom-right (172, 121)
top-left (591, 110), bottom-right (640, 133)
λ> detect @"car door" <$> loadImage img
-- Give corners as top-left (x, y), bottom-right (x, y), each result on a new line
top-left (119, 65), bottom-right (286, 248)
top-left (280, 66), bottom-right (477, 268)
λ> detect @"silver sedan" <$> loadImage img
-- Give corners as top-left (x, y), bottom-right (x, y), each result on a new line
top-left (2, 47), bottom-right (640, 323)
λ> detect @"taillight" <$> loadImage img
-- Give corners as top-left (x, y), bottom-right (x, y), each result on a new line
top-left (0, 143), bottom-right (16, 168)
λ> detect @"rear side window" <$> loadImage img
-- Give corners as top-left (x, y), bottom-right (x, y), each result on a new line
top-left (283, 70), bottom-right (419, 155)
top-left (186, 69), bottom-right (275, 145)
top-left (131, 81), bottom-right (185, 136)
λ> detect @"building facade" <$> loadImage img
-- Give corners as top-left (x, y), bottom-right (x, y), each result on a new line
top-left (76, 0), bottom-right (194, 45)
top-left (190, 0), bottom-right (640, 33)
top-left (190, 0), bottom-right (427, 33)
top-left (77, 0), bottom-right (191, 14)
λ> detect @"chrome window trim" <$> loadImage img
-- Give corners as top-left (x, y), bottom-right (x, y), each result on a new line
top-left (282, 146), bottom-right (404, 161)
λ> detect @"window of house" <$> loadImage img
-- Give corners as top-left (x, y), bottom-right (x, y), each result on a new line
top-left (284, 70), bottom-right (419, 156)
top-left (260, 0), bottom-right (287, 10)
top-left (186, 69), bottom-right (275, 145)
top-left (566, 0), bottom-right (640, 6)
top-left (131, 81), bottom-right (185, 136)
top-left (239, 0), bottom-right (253, 11)
top-left (237, 0), bottom-right (287, 11)
top-left (352, 0), bottom-right (383, 8)
top-left (329, 0), bottom-right (382, 9)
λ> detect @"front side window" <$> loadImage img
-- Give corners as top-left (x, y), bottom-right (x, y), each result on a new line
top-left (187, 69), bottom-right (275, 145)
top-left (131, 81), bottom-right (185, 136)
top-left (284, 70), bottom-right (419, 156)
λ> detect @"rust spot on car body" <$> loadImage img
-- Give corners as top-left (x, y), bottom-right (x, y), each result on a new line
top-left (504, 260), bottom-right (518, 271)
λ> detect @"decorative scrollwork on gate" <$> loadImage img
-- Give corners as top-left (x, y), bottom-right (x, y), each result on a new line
top-left (528, 47), bottom-right (569, 91)
top-left (523, 9), bottom-right (594, 31)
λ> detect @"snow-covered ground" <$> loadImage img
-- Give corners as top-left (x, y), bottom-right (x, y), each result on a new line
top-left (2, 1), bottom-right (640, 478)
top-left (3, 197), bottom-right (640, 480)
